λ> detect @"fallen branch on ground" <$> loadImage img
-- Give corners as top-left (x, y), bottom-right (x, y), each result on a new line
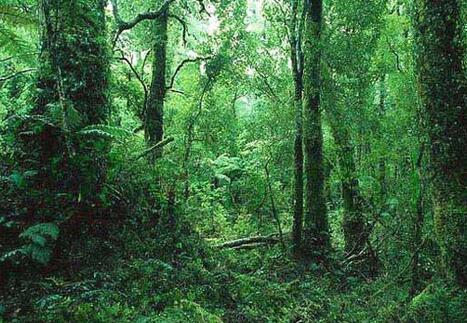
top-left (215, 232), bottom-right (290, 249)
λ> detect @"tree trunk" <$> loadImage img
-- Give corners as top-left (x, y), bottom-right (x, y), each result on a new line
top-left (378, 76), bottom-right (387, 201)
top-left (26, 0), bottom-right (109, 219)
top-left (410, 143), bottom-right (425, 297)
top-left (265, 161), bottom-right (285, 249)
top-left (302, 0), bottom-right (329, 255)
top-left (413, 0), bottom-right (467, 287)
top-left (289, 0), bottom-right (304, 254)
top-left (145, 5), bottom-right (169, 160)
top-left (329, 121), bottom-right (366, 256)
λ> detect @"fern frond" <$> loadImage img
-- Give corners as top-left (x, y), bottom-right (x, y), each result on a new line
top-left (18, 223), bottom-right (59, 265)
top-left (78, 124), bottom-right (133, 140)
top-left (0, 5), bottom-right (36, 63)
top-left (0, 25), bottom-right (34, 60)
top-left (20, 223), bottom-right (60, 241)
top-left (0, 5), bottom-right (37, 26)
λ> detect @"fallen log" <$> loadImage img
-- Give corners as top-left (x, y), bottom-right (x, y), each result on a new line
top-left (215, 232), bottom-right (289, 249)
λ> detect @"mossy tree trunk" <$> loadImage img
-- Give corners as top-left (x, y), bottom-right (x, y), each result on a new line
top-left (289, 0), bottom-right (305, 254)
top-left (329, 120), bottom-right (366, 256)
top-left (25, 0), bottom-right (109, 220)
top-left (378, 76), bottom-right (387, 201)
top-left (413, 0), bottom-right (467, 287)
top-left (145, 5), bottom-right (169, 161)
top-left (302, 0), bottom-right (329, 255)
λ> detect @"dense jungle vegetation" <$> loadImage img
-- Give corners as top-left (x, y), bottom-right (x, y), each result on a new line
top-left (0, 0), bottom-right (466, 321)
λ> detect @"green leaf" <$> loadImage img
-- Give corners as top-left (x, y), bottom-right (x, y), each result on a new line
top-left (20, 223), bottom-right (59, 241)
top-left (22, 244), bottom-right (52, 265)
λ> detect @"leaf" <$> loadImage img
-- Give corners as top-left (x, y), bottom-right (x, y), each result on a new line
top-left (0, 5), bottom-right (37, 26)
top-left (215, 173), bottom-right (231, 185)
top-left (31, 234), bottom-right (47, 247)
top-left (78, 124), bottom-right (133, 141)
top-left (20, 223), bottom-right (60, 241)
top-left (22, 244), bottom-right (52, 265)
top-left (0, 249), bottom-right (26, 263)
top-left (9, 170), bottom-right (25, 189)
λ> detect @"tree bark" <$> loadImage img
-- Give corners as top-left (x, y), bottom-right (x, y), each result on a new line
top-left (302, 0), bottom-right (329, 255)
top-left (413, 0), bottom-right (467, 287)
top-left (145, 5), bottom-right (169, 160)
top-left (410, 143), bottom-right (425, 296)
top-left (25, 0), bottom-right (109, 218)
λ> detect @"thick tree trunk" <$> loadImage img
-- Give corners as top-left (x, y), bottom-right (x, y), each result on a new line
top-left (302, 0), bottom-right (329, 254)
top-left (413, 0), bottom-right (467, 287)
top-left (37, 0), bottom-right (109, 123)
top-left (145, 5), bottom-right (169, 160)
top-left (26, 0), bottom-right (109, 218)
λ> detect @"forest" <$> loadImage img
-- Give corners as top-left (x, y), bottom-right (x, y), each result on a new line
top-left (0, 0), bottom-right (466, 321)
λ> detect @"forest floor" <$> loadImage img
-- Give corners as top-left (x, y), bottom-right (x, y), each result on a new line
top-left (1, 228), bottom-right (421, 323)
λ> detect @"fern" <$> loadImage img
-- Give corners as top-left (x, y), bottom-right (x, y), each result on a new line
top-left (210, 154), bottom-right (243, 178)
top-left (0, 4), bottom-right (37, 63)
top-left (20, 222), bottom-right (59, 241)
top-left (78, 124), bottom-right (133, 141)
top-left (0, 5), bottom-right (37, 26)
top-left (19, 223), bottom-right (59, 265)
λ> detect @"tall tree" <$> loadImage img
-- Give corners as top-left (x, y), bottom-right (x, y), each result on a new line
top-left (413, 0), bottom-right (467, 287)
top-left (111, 0), bottom-right (175, 160)
top-left (23, 0), bottom-right (110, 219)
top-left (288, 0), bottom-right (305, 253)
top-left (302, 0), bottom-right (329, 254)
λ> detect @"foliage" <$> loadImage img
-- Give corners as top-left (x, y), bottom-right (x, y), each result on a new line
top-left (1, 0), bottom-right (465, 322)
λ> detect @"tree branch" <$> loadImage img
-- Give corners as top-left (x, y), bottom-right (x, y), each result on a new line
top-left (166, 56), bottom-right (212, 91)
top-left (386, 36), bottom-right (403, 73)
top-left (168, 14), bottom-right (188, 45)
top-left (0, 68), bottom-right (35, 82)
top-left (116, 50), bottom-right (149, 116)
top-left (133, 136), bottom-right (175, 161)
top-left (111, 0), bottom-right (176, 45)
top-left (196, 0), bottom-right (210, 16)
